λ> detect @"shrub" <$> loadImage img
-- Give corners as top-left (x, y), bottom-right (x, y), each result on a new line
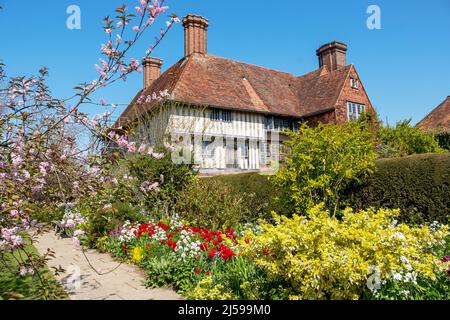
top-left (202, 173), bottom-right (280, 218)
top-left (243, 206), bottom-right (449, 300)
top-left (175, 177), bottom-right (260, 229)
top-left (188, 256), bottom-right (289, 300)
top-left (345, 153), bottom-right (450, 225)
top-left (379, 119), bottom-right (445, 157)
top-left (436, 132), bottom-right (450, 151)
top-left (188, 277), bottom-right (235, 300)
top-left (272, 122), bottom-right (377, 215)
top-left (122, 152), bottom-right (196, 216)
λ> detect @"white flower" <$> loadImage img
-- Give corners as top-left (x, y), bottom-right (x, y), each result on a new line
top-left (392, 272), bottom-right (403, 281)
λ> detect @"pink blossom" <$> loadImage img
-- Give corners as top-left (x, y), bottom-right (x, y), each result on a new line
top-left (132, 26), bottom-right (140, 32)
top-left (127, 142), bottom-right (136, 153)
top-left (152, 152), bottom-right (164, 160)
top-left (138, 143), bottom-right (147, 153)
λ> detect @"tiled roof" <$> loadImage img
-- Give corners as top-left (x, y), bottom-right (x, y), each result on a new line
top-left (416, 96), bottom-right (450, 133)
top-left (116, 53), bottom-right (353, 126)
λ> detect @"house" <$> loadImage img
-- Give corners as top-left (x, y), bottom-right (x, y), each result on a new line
top-left (416, 96), bottom-right (450, 134)
top-left (115, 14), bottom-right (375, 173)
top-left (416, 96), bottom-right (450, 150)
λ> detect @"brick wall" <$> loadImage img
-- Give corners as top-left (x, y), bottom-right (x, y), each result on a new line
top-left (335, 65), bottom-right (375, 123)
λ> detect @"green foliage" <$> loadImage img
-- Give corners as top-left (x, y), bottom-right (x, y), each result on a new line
top-left (143, 255), bottom-right (200, 294)
top-left (188, 256), bottom-right (288, 300)
top-left (79, 196), bottom-right (147, 248)
top-left (436, 132), bottom-right (450, 151)
top-left (203, 173), bottom-right (281, 217)
top-left (0, 237), bottom-right (67, 300)
top-left (121, 152), bottom-right (196, 216)
top-left (175, 177), bottom-right (262, 229)
top-left (272, 121), bottom-right (377, 215)
top-left (345, 153), bottom-right (450, 225)
top-left (379, 119), bottom-right (445, 157)
top-left (78, 151), bottom-right (196, 247)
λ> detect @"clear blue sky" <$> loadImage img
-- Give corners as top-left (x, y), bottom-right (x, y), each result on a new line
top-left (1, 0), bottom-right (449, 125)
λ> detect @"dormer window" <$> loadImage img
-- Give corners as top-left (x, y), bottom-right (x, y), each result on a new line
top-left (347, 102), bottom-right (365, 120)
top-left (350, 78), bottom-right (359, 89)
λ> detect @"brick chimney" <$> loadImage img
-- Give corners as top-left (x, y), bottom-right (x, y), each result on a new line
top-left (182, 14), bottom-right (209, 57)
top-left (142, 57), bottom-right (162, 89)
top-left (316, 41), bottom-right (348, 71)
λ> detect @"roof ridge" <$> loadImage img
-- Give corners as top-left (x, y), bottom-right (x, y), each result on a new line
top-left (203, 53), bottom-right (299, 78)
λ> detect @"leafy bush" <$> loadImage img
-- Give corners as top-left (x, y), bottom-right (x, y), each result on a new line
top-left (379, 119), bottom-right (445, 157)
top-left (436, 132), bottom-right (450, 151)
top-left (188, 256), bottom-right (288, 300)
top-left (77, 151), bottom-right (196, 247)
top-left (121, 153), bottom-right (196, 216)
top-left (175, 177), bottom-right (262, 229)
top-left (272, 121), bottom-right (377, 215)
top-left (345, 153), bottom-right (450, 225)
top-left (202, 173), bottom-right (281, 218)
top-left (243, 206), bottom-right (449, 300)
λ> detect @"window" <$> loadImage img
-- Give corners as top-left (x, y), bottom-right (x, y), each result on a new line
top-left (243, 140), bottom-right (250, 159)
top-left (210, 109), bottom-right (233, 122)
top-left (222, 110), bottom-right (232, 122)
top-left (265, 116), bottom-right (290, 131)
top-left (210, 109), bottom-right (221, 121)
top-left (202, 140), bottom-right (215, 158)
top-left (347, 102), bottom-right (366, 120)
top-left (350, 78), bottom-right (359, 89)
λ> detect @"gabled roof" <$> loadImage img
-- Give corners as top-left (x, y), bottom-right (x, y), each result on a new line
top-left (117, 53), bottom-right (354, 126)
top-left (416, 96), bottom-right (450, 133)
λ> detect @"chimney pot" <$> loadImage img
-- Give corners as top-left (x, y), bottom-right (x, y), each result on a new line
top-left (142, 57), bottom-right (163, 89)
top-left (316, 41), bottom-right (348, 71)
top-left (182, 14), bottom-right (209, 57)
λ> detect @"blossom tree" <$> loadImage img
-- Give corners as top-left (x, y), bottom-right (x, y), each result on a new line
top-left (0, 0), bottom-right (178, 297)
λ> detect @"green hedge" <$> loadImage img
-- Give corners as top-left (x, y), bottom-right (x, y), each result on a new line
top-left (205, 153), bottom-right (450, 226)
top-left (345, 153), bottom-right (450, 225)
top-left (200, 173), bottom-right (281, 219)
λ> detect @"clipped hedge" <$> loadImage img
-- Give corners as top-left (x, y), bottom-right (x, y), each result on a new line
top-left (204, 153), bottom-right (449, 225)
top-left (200, 173), bottom-right (281, 219)
top-left (345, 153), bottom-right (450, 225)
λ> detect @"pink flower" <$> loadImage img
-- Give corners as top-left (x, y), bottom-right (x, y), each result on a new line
top-left (132, 26), bottom-right (140, 32)
top-left (127, 142), bottom-right (136, 153)
top-left (151, 152), bottom-right (164, 160)
top-left (138, 143), bottom-right (146, 153)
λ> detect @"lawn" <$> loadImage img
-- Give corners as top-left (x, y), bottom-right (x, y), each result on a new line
top-left (0, 234), bottom-right (68, 300)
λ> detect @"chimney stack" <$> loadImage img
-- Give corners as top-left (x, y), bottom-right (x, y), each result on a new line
top-left (316, 41), bottom-right (348, 71)
top-left (182, 14), bottom-right (209, 57)
top-left (142, 57), bottom-right (163, 89)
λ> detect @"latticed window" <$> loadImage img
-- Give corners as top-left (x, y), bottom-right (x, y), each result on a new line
top-left (210, 109), bottom-right (232, 122)
top-left (265, 116), bottom-right (290, 131)
top-left (347, 102), bottom-right (365, 120)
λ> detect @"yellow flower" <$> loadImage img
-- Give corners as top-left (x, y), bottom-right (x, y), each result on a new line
top-left (131, 246), bottom-right (144, 264)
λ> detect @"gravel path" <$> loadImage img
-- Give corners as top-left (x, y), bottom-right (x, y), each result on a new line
top-left (32, 230), bottom-right (182, 300)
